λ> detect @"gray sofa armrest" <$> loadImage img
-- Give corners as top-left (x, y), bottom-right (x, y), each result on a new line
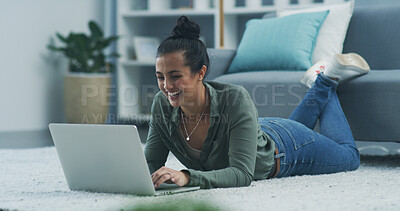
top-left (206, 48), bottom-right (236, 80)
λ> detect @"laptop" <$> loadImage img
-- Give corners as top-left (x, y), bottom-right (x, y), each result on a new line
top-left (48, 123), bottom-right (200, 196)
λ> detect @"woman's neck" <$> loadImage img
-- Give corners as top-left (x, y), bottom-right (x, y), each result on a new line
top-left (181, 84), bottom-right (207, 116)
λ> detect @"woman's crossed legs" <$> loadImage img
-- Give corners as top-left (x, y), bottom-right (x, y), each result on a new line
top-left (259, 74), bottom-right (360, 178)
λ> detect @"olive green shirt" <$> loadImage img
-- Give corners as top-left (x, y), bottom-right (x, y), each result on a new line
top-left (144, 81), bottom-right (276, 189)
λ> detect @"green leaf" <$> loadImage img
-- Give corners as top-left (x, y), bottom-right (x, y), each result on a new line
top-left (67, 34), bottom-right (91, 71)
top-left (47, 20), bottom-right (120, 73)
top-left (104, 36), bottom-right (119, 46)
top-left (73, 34), bottom-right (90, 49)
top-left (107, 35), bottom-right (119, 41)
top-left (91, 53), bottom-right (105, 71)
top-left (95, 39), bottom-right (115, 50)
top-left (47, 45), bottom-right (66, 52)
top-left (67, 33), bottom-right (74, 42)
top-left (89, 21), bottom-right (103, 39)
top-left (56, 33), bottom-right (68, 43)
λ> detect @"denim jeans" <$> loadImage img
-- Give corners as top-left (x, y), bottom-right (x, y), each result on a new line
top-left (259, 74), bottom-right (360, 177)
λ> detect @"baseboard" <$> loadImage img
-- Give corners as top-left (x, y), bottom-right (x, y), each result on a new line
top-left (0, 130), bottom-right (54, 149)
top-left (0, 123), bottom-right (149, 149)
top-left (356, 141), bottom-right (400, 156)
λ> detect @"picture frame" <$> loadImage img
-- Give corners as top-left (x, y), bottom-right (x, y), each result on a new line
top-left (132, 36), bottom-right (160, 62)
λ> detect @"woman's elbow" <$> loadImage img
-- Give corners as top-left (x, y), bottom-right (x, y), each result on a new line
top-left (238, 172), bottom-right (253, 187)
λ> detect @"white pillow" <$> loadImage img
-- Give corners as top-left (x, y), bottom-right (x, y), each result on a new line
top-left (277, 1), bottom-right (354, 64)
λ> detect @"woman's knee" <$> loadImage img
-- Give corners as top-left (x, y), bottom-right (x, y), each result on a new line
top-left (348, 146), bottom-right (360, 171)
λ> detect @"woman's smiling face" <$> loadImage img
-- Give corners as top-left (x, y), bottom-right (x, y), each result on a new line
top-left (156, 52), bottom-right (203, 108)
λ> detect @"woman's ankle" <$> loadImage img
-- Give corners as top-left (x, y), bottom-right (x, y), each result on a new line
top-left (318, 73), bottom-right (339, 88)
top-left (321, 73), bottom-right (338, 81)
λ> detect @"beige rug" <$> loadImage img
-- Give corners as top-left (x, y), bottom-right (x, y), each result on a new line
top-left (0, 147), bottom-right (399, 211)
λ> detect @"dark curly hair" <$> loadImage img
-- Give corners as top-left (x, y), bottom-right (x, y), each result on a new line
top-left (157, 16), bottom-right (210, 77)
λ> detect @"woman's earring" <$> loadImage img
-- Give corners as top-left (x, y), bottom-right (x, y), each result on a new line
top-left (199, 77), bottom-right (202, 81)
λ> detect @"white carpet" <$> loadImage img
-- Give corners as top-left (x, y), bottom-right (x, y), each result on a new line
top-left (1, 147), bottom-right (400, 211)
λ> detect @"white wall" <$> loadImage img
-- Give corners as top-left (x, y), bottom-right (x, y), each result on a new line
top-left (0, 0), bottom-right (104, 132)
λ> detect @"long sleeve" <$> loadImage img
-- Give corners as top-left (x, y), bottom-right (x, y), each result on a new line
top-left (144, 116), bottom-right (169, 174)
top-left (183, 87), bottom-right (259, 188)
top-left (145, 83), bottom-right (274, 189)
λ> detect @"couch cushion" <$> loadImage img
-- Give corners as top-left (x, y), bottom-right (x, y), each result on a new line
top-left (206, 49), bottom-right (236, 81)
top-left (227, 11), bottom-right (329, 73)
top-left (214, 71), bottom-right (308, 118)
top-left (343, 5), bottom-right (400, 70)
top-left (337, 69), bottom-right (400, 142)
top-left (278, 1), bottom-right (354, 64)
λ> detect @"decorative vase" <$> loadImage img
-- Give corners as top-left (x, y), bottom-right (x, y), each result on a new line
top-left (64, 73), bottom-right (111, 124)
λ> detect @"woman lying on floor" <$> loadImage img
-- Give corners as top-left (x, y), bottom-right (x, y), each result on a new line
top-left (145, 16), bottom-right (370, 189)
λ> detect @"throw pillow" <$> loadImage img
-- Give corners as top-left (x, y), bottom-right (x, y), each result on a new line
top-left (228, 11), bottom-right (329, 73)
top-left (277, 0), bottom-right (354, 64)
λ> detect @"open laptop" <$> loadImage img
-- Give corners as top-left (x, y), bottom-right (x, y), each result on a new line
top-left (48, 123), bottom-right (200, 196)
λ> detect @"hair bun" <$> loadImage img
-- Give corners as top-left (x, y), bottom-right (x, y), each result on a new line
top-left (172, 16), bottom-right (200, 39)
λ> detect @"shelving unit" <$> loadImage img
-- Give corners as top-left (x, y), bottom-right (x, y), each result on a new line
top-left (116, 0), bottom-right (326, 121)
top-left (121, 9), bottom-right (217, 17)
top-left (121, 60), bottom-right (155, 67)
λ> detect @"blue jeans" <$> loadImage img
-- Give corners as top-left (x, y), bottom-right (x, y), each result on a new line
top-left (259, 74), bottom-right (360, 177)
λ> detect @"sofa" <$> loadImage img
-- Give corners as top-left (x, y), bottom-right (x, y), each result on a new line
top-left (206, 4), bottom-right (400, 143)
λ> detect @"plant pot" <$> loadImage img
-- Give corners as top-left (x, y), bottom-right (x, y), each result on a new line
top-left (64, 73), bottom-right (111, 124)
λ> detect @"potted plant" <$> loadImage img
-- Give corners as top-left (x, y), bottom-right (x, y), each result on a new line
top-left (48, 20), bottom-right (119, 124)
